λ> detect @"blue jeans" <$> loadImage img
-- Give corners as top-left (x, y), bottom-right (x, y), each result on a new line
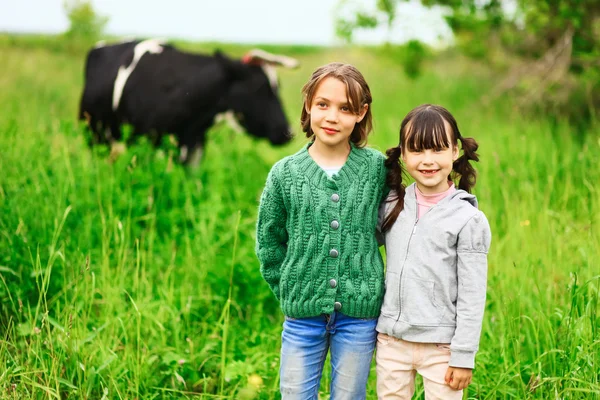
top-left (279, 312), bottom-right (377, 400)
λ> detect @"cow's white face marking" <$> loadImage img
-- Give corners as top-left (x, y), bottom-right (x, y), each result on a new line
top-left (214, 110), bottom-right (244, 134)
top-left (112, 38), bottom-right (166, 111)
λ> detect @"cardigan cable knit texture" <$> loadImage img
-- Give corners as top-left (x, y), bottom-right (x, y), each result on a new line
top-left (256, 143), bottom-right (388, 318)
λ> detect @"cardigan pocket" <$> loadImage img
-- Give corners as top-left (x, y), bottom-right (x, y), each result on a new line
top-left (400, 276), bottom-right (443, 326)
top-left (380, 271), bottom-right (400, 318)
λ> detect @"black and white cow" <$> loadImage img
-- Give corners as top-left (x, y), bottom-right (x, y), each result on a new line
top-left (79, 38), bottom-right (298, 166)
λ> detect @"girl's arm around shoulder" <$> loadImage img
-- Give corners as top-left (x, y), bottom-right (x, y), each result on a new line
top-left (376, 200), bottom-right (387, 247)
top-left (255, 163), bottom-right (288, 300)
top-left (365, 147), bottom-right (390, 200)
top-left (370, 149), bottom-right (390, 245)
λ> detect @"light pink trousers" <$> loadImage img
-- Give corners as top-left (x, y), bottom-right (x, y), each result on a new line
top-left (376, 333), bottom-right (463, 400)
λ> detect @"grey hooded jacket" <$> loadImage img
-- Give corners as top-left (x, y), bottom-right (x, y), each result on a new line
top-left (377, 183), bottom-right (492, 369)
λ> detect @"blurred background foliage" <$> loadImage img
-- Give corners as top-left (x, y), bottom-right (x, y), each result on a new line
top-left (62, 0), bottom-right (109, 51)
top-left (337, 0), bottom-right (600, 131)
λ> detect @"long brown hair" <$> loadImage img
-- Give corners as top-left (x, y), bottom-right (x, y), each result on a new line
top-left (300, 63), bottom-right (373, 147)
top-left (382, 104), bottom-right (480, 232)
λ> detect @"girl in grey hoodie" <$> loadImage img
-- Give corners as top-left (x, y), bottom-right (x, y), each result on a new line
top-left (376, 104), bottom-right (491, 399)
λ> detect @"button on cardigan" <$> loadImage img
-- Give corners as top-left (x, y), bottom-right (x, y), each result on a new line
top-left (255, 142), bottom-right (388, 318)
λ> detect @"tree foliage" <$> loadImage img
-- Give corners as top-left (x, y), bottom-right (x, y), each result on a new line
top-left (335, 0), bottom-right (381, 43)
top-left (337, 0), bottom-right (600, 126)
top-left (62, 0), bottom-right (108, 49)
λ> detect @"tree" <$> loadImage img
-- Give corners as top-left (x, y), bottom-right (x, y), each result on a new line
top-left (62, 0), bottom-right (108, 49)
top-left (337, 0), bottom-right (600, 126)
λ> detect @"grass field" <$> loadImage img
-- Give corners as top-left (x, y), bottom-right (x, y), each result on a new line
top-left (0, 37), bottom-right (599, 399)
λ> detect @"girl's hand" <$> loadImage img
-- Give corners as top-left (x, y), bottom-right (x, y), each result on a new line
top-left (444, 366), bottom-right (472, 390)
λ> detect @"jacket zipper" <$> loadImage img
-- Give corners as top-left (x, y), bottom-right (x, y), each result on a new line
top-left (397, 190), bottom-right (420, 322)
top-left (397, 192), bottom-right (440, 321)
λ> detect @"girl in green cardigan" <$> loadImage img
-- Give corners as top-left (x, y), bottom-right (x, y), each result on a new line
top-left (256, 63), bottom-right (388, 400)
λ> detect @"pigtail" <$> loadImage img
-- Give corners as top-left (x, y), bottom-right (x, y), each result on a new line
top-left (381, 146), bottom-right (406, 232)
top-left (453, 136), bottom-right (479, 192)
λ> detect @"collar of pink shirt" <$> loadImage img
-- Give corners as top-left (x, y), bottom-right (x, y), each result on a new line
top-left (415, 181), bottom-right (456, 218)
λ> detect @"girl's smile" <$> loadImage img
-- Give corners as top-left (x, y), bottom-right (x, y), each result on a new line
top-left (322, 127), bottom-right (340, 135)
top-left (419, 169), bottom-right (440, 176)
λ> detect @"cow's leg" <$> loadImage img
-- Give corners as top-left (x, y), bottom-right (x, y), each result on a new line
top-left (178, 118), bottom-right (212, 169)
top-left (104, 117), bottom-right (126, 162)
top-left (108, 118), bottom-right (123, 142)
top-left (214, 110), bottom-right (244, 134)
top-left (186, 144), bottom-right (204, 169)
top-left (85, 115), bottom-right (100, 147)
top-left (179, 134), bottom-right (206, 169)
top-left (179, 145), bottom-right (189, 163)
top-left (110, 142), bottom-right (127, 162)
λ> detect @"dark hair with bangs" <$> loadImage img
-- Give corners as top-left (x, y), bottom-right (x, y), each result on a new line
top-left (381, 104), bottom-right (480, 232)
top-left (403, 108), bottom-right (452, 152)
top-left (300, 62), bottom-right (373, 147)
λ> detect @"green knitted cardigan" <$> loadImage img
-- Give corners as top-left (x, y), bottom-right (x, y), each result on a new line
top-left (256, 142), bottom-right (388, 318)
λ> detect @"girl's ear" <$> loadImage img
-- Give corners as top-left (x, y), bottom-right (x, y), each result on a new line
top-left (305, 102), bottom-right (311, 115)
top-left (452, 144), bottom-right (459, 161)
top-left (357, 104), bottom-right (368, 123)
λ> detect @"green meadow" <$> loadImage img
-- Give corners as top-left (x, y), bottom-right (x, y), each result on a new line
top-left (0, 37), bottom-right (598, 399)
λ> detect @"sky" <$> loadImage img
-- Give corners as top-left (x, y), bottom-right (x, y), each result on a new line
top-left (1, 0), bottom-right (453, 46)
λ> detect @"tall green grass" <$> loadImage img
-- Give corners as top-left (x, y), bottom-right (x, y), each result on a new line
top-left (0, 40), bottom-right (598, 399)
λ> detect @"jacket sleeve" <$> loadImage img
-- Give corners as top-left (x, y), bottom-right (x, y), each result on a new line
top-left (255, 167), bottom-right (288, 300)
top-left (449, 211), bottom-right (492, 369)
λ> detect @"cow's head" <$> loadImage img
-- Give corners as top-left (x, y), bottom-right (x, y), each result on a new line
top-left (218, 50), bottom-right (299, 146)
